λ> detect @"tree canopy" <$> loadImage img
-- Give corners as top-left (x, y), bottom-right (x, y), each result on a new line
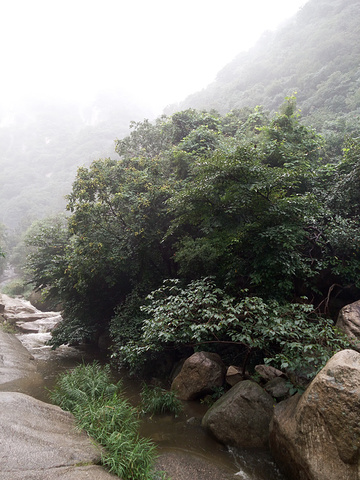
top-left (23, 99), bottom-right (357, 381)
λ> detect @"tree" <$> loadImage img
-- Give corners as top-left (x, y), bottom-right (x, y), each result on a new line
top-left (23, 214), bottom-right (69, 301)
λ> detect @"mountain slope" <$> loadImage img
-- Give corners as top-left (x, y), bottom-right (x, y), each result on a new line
top-left (0, 91), bottom-right (152, 230)
top-left (177, 0), bottom-right (360, 131)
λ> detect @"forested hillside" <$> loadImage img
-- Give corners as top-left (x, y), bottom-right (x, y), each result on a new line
top-left (23, 101), bottom-right (355, 380)
top-left (8, 0), bottom-right (360, 384)
top-left (176, 0), bottom-right (360, 138)
top-left (0, 91), bottom-right (152, 231)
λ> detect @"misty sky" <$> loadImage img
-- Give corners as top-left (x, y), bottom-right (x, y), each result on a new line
top-left (0, 0), bottom-right (307, 114)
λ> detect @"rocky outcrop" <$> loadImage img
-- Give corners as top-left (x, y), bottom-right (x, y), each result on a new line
top-left (1, 293), bottom-right (60, 327)
top-left (202, 380), bottom-right (274, 448)
top-left (336, 300), bottom-right (360, 349)
top-left (171, 351), bottom-right (226, 401)
top-left (0, 329), bottom-right (37, 387)
top-left (269, 349), bottom-right (360, 480)
top-left (0, 392), bottom-right (117, 480)
top-left (0, 295), bottom-right (116, 480)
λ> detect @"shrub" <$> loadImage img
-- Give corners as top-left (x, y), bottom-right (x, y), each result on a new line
top-left (118, 278), bottom-right (351, 383)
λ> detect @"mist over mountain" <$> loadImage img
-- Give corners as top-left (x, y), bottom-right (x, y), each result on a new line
top-left (0, 91), bottom-right (153, 230)
top-left (174, 0), bottom-right (360, 134)
top-left (1, 0), bottom-right (359, 235)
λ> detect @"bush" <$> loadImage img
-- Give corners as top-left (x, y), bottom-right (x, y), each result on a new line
top-left (118, 278), bottom-right (351, 383)
top-left (1, 279), bottom-right (33, 297)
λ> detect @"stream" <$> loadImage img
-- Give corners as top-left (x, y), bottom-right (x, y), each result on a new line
top-left (3, 293), bottom-right (285, 480)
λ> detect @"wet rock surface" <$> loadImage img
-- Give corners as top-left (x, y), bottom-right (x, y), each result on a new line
top-left (270, 349), bottom-right (360, 480)
top-left (0, 329), bottom-right (37, 386)
top-left (0, 295), bottom-right (117, 480)
top-left (336, 300), bottom-right (360, 349)
top-left (0, 392), bottom-right (115, 476)
top-left (156, 451), bottom-right (235, 480)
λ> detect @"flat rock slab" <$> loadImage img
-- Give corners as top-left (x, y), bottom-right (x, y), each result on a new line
top-left (0, 330), bottom-right (37, 386)
top-left (0, 392), bottom-right (117, 479)
top-left (2, 465), bottom-right (118, 480)
top-left (156, 451), bottom-right (236, 480)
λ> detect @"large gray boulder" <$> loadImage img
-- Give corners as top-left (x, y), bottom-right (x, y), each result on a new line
top-left (202, 380), bottom-right (274, 448)
top-left (0, 329), bottom-right (37, 387)
top-left (171, 351), bottom-right (226, 401)
top-left (0, 391), bottom-right (117, 480)
top-left (269, 349), bottom-right (360, 480)
top-left (336, 300), bottom-right (360, 349)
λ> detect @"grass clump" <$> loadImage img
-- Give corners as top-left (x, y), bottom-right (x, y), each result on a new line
top-left (1, 279), bottom-right (33, 297)
top-left (140, 384), bottom-right (183, 417)
top-left (50, 362), bottom-right (165, 480)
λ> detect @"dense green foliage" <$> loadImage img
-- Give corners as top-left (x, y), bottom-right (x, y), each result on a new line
top-left (50, 363), bottom-right (163, 480)
top-left (120, 278), bottom-right (350, 379)
top-left (23, 99), bottom-right (358, 382)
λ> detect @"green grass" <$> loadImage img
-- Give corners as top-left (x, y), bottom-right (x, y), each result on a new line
top-left (140, 384), bottom-right (183, 417)
top-left (50, 362), bottom-right (166, 479)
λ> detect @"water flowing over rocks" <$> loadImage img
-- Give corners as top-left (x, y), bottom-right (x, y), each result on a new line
top-left (269, 349), bottom-right (360, 480)
top-left (0, 294), bottom-right (117, 480)
top-left (0, 293), bottom-right (285, 479)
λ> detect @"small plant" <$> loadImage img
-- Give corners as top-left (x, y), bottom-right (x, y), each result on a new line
top-left (0, 321), bottom-right (17, 334)
top-left (140, 384), bottom-right (183, 417)
top-left (50, 362), bottom-right (165, 480)
top-left (200, 386), bottom-right (226, 406)
top-left (2, 279), bottom-right (33, 297)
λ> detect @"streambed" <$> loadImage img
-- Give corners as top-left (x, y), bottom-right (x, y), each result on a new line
top-left (3, 294), bottom-right (285, 480)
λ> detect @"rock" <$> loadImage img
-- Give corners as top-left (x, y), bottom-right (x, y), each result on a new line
top-left (0, 293), bottom-right (60, 325)
top-left (156, 451), bottom-right (236, 480)
top-left (225, 365), bottom-right (244, 386)
top-left (171, 351), bottom-right (226, 401)
top-left (0, 329), bottom-right (37, 386)
top-left (0, 391), bottom-right (117, 479)
top-left (2, 465), bottom-right (117, 480)
top-left (264, 377), bottom-right (289, 399)
top-left (269, 349), bottom-right (360, 480)
top-left (202, 380), bottom-right (274, 448)
top-left (336, 300), bottom-right (360, 349)
top-left (255, 364), bottom-right (285, 382)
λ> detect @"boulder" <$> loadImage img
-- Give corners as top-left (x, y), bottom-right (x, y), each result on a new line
top-left (336, 300), bottom-right (360, 349)
top-left (0, 391), bottom-right (117, 479)
top-left (171, 351), bottom-right (225, 401)
top-left (264, 377), bottom-right (289, 399)
top-left (0, 329), bottom-right (37, 386)
top-left (225, 365), bottom-right (244, 386)
top-left (202, 380), bottom-right (274, 448)
top-left (255, 364), bottom-right (285, 382)
top-left (269, 349), bottom-right (360, 480)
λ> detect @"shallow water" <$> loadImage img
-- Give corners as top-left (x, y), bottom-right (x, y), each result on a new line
top-left (10, 299), bottom-right (285, 480)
